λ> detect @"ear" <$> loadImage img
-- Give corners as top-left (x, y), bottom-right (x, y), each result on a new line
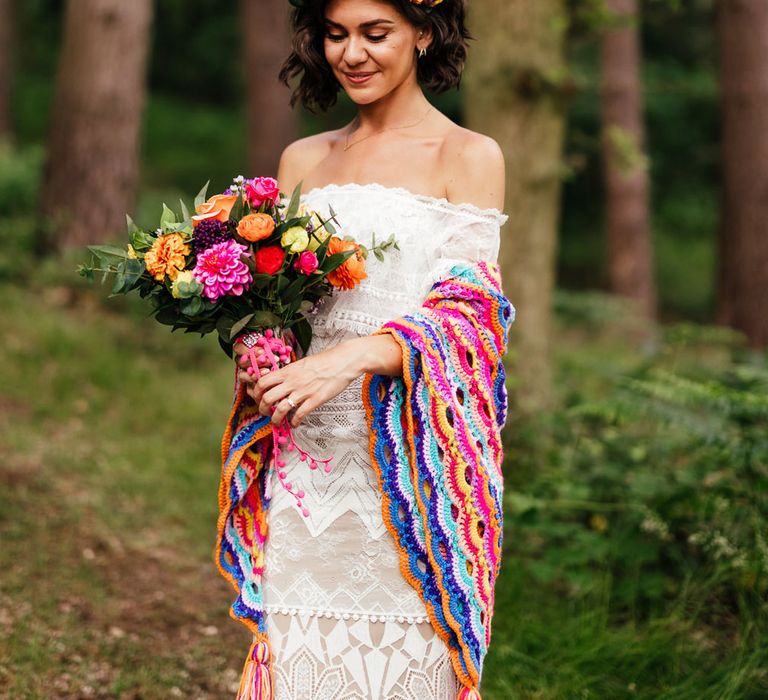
top-left (417, 26), bottom-right (434, 52)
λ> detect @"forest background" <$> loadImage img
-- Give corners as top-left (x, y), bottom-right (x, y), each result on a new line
top-left (0, 0), bottom-right (766, 698)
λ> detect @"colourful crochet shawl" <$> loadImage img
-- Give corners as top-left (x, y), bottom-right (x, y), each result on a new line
top-left (216, 260), bottom-right (514, 700)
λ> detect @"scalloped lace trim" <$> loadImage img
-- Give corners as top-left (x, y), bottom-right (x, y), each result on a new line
top-left (263, 605), bottom-right (428, 624)
top-left (300, 181), bottom-right (509, 225)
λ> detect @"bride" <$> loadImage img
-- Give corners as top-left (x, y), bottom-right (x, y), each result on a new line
top-left (224, 0), bottom-right (512, 698)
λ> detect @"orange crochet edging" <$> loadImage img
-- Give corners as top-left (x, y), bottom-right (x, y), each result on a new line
top-left (215, 380), bottom-right (273, 636)
top-left (361, 327), bottom-right (480, 693)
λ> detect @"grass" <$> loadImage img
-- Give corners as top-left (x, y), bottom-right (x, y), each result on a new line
top-left (1, 262), bottom-right (765, 699)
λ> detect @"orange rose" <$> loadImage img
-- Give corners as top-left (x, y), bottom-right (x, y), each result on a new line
top-left (326, 236), bottom-right (367, 290)
top-left (237, 213), bottom-right (275, 242)
top-left (192, 194), bottom-right (238, 227)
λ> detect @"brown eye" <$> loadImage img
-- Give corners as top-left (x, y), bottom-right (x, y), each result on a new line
top-left (367, 34), bottom-right (387, 42)
top-left (325, 32), bottom-right (345, 42)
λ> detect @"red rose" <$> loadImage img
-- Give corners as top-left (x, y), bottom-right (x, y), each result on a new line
top-left (254, 244), bottom-right (285, 275)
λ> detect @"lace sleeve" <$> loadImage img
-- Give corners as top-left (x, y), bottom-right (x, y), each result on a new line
top-left (427, 208), bottom-right (508, 288)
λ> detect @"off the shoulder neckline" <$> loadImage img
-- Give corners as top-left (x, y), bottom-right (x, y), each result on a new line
top-left (299, 182), bottom-right (508, 222)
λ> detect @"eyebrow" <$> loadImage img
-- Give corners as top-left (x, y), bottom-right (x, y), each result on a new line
top-left (324, 18), bottom-right (395, 29)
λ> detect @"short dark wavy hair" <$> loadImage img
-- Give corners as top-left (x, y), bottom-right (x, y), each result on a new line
top-left (279, 0), bottom-right (470, 113)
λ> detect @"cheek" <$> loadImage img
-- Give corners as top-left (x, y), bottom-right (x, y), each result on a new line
top-left (323, 41), bottom-right (343, 67)
top-left (372, 42), bottom-right (409, 69)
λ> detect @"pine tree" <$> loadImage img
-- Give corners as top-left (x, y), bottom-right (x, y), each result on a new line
top-left (464, 0), bottom-right (569, 414)
top-left (39, 0), bottom-right (154, 251)
top-left (600, 0), bottom-right (656, 320)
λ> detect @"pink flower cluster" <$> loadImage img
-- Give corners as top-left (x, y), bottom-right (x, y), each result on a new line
top-left (245, 177), bottom-right (280, 208)
top-left (193, 239), bottom-right (252, 302)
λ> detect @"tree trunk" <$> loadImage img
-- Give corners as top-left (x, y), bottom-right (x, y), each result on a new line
top-left (716, 0), bottom-right (768, 348)
top-left (464, 0), bottom-right (568, 415)
top-left (600, 0), bottom-right (656, 320)
top-left (241, 0), bottom-right (297, 177)
top-left (0, 0), bottom-right (13, 139)
top-left (40, 0), bottom-right (153, 252)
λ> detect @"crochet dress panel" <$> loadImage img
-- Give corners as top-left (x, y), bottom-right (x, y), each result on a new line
top-left (260, 183), bottom-right (507, 700)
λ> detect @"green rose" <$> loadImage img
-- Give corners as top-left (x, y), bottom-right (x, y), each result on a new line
top-left (281, 225), bottom-right (310, 253)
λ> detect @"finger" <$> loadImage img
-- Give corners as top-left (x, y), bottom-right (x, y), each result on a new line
top-left (238, 370), bottom-right (256, 385)
top-left (271, 396), bottom-right (296, 426)
top-left (290, 395), bottom-right (318, 427)
top-left (246, 384), bottom-right (260, 404)
top-left (233, 342), bottom-right (247, 355)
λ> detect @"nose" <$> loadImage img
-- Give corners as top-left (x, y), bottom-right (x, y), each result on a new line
top-left (343, 35), bottom-right (368, 66)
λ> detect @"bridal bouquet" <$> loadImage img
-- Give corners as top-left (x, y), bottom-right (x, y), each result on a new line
top-left (79, 175), bottom-right (398, 515)
top-left (79, 175), bottom-right (397, 355)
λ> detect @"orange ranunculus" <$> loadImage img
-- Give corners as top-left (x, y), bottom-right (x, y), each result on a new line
top-left (237, 213), bottom-right (275, 242)
top-left (191, 194), bottom-right (238, 227)
top-left (144, 233), bottom-right (191, 282)
top-left (326, 236), bottom-right (367, 290)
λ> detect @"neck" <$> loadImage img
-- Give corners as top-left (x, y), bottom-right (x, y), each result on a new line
top-left (352, 76), bottom-right (431, 132)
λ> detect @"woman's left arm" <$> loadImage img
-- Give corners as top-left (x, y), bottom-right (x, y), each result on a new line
top-left (234, 333), bottom-right (402, 427)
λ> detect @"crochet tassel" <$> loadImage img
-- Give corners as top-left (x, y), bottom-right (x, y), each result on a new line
top-left (236, 638), bottom-right (273, 700)
top-left (458, 686), bottom-right (482, 700)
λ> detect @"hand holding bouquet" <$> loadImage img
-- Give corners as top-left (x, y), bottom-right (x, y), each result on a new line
top-left (79, 175), bottom-right (399, 516)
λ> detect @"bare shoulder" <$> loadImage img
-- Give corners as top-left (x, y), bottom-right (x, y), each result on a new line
top-left (277, 130), bottom-right (341, 194)
top-left (440, 127), bottom-right (506, 211)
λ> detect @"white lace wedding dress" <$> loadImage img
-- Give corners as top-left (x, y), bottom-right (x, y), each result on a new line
top-left (260, 183), bottom-right (507, 700)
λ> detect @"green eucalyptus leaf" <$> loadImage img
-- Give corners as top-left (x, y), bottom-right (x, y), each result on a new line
top-left (285, 181), bottom-right (303, 220)
top-left (218, 334), bottom-right (234, 358)
top-left (230, 194), bottom-right (244, 222)
top-left (160, 203), bottom-right (177, 230)
top-left (282, 276), bottom-right (306, 303)
top-left (123, 258), bottom-right (145, 288)
top-left (194, 180), bottom-right (210, 209)
top-left (88, 244), bottom-right (130, 261)
top-left (180, 296), bottom-right (204, 316)
top-left (229, 313), bottom-right (255, 340)
top-left (247, 310), bottom-right (282, 330)
top-left (130, 229), bottom-right (155, 251)
top-left (292, 317), bottom-right (312, 354)
top-left (216, 314), bottom-right (235, 341)
top-left (155, 304), bottom-right (178, 326)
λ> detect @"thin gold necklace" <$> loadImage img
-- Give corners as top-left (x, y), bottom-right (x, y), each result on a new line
top-left (343, 104), bottom-right (433, 151)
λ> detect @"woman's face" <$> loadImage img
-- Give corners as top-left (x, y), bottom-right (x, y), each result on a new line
top-left (323, 0), bottom-right (424, 105)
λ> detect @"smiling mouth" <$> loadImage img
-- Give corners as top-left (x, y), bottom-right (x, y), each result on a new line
top-left (344, 72), bottom-right (377, 84)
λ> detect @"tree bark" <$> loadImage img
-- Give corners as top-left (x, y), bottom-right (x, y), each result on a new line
top-left (40, 0), bottom-right (153, 252)
top-left (600, 0), bottom-right (656, 320)
top-left (464, 0), bottom-right (568, 415)
top-left (0, 0), bottom-right (13, 139)
top-left (241, 0), bottom-right (298, 177)
top-left (716, 0), bottom-right (768, 348)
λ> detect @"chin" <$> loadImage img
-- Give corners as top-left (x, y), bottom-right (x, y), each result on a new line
top-left (345, 90), bottom-right (386, 105)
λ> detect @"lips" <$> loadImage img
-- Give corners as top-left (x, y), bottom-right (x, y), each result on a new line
top-left (344, 72), bottom-right (376, 85)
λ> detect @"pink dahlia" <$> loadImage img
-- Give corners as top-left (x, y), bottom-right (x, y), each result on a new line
top-left (193, 239), bottom-right (252, 302)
